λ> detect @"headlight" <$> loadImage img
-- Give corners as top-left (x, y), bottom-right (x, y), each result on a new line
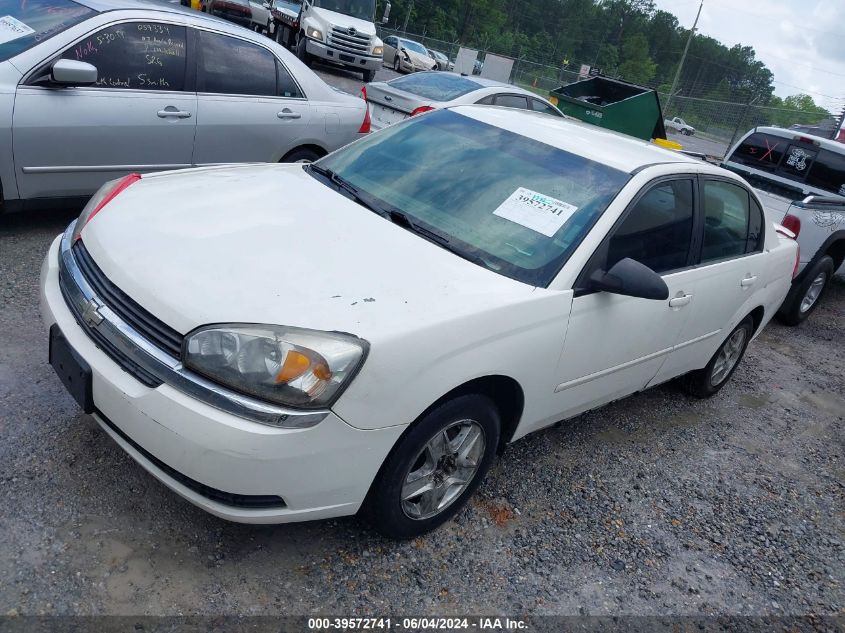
top-left (183, 324), bottom-right (367, 409)
top-left (306, 26), bottom-right (323, 40)
top-left (372, 45), bottom-right (383, 56)
top-left (72, 173), bottom-right (141, 242)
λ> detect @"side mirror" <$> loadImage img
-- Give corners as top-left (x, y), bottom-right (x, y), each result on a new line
top-left (588, 257), bottom-right (669, 300)
top-left (51, 59), bottom-right (97, 86)
top-left (382, 1), bottom-right (391, 23)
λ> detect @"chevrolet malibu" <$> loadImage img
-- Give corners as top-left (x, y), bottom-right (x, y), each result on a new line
top-left (41, 107), bottom-right (798, 538)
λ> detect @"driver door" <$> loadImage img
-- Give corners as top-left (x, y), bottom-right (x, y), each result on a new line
top-left (550, 178), bottom-right (701, 422)
top-left (13, 20), bottom-right (196, 200)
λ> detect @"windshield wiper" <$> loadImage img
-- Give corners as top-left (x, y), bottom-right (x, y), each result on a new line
top-left (307, 164), bottom-right (387, 216)
top-left (386, 209), bottom-right (450, 246)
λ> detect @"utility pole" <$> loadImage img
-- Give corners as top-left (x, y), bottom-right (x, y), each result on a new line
top-left (664, 0), bottom-right (703, 114)
top-left (402, 0), bottom-right (413, 33)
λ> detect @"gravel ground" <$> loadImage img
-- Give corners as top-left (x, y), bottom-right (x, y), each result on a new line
top-left (1, 206), bottom-right (842, 618)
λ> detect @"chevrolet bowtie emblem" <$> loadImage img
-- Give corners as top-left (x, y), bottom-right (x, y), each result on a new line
top-left (81, 298), bottom-right (104, 327)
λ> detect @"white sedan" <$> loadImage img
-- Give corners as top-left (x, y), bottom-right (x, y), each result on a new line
top-left (41, 107), bottom-right (798, 538)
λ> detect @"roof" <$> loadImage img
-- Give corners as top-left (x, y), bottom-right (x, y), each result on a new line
top-left (753, 126), bottom-right (845, 154)
top-left (75, 0), bottom-right (195, 13)
top-left (452, 105), bottom-right (701, 173)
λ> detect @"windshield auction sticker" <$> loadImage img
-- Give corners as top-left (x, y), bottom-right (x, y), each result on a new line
top-left (493, 187), bottom-right (578, 237)
top-left (0, 16), bottom-right (34, 45)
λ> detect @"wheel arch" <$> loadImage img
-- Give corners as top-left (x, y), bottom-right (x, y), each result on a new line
top-left (748, 304), bottom-right (766, 336)
top-left (824, 234), bottom-right (845, 272)
top-left (280, 144), bottom-right (327, 162)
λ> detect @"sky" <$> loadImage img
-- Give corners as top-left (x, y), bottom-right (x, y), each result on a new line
top-left (651, 0), bottom-right (845, 114)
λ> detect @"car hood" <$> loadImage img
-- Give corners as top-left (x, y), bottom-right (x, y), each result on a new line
top-left (404, 48), bottom-right (433, 67)
top-left (79, 164), bottom-right (532, 341)
top-left (310, 7), bottom-right (376, 36)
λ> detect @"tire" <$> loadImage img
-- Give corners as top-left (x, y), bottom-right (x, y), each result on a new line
top-left (296, 34), bottom-right (311, 66)
top-left (682, 316), bottom-right (754, 398)
top-left (393, 56), bottom-right (401, 72)
top-left (266, 20), bottom-right (273, 36)
top-left (281, 147), bottom-right (322, 163)
top-left (362, 68), bottom-right (376, 82)
top-left (776, 255), bottom-right (834, 326)
top-left (363, 394), bottom-right (500, 539)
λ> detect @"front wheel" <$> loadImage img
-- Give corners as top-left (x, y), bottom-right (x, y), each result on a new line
top-left (362, 68), bottom-right (376, 82)
top-left (776, 255), bottom-right (834, 326)
top-left (296, 34), bottom-right (312, 66)
top-left (393, 56), bottom-right (402, 72)
top-left (682, 316), bottom-right (754, 398)
top-left (363, 394), bottom-right (500, 539)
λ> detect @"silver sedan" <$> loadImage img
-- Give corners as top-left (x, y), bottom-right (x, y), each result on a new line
top-left (365, 72), bottom-right (565, 131)
top-left (0, 0), bottom-right (367, 213)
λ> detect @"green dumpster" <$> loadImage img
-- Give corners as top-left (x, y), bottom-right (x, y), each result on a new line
top-left (549, 76), bottom-right (667, 142)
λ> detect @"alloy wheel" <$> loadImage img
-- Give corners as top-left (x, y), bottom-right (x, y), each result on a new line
top-left (710, 328), bottom-right (747, 386)
top-left (800, 272), bottom-right (827, 313)
top-left (401, 419), bottom-right (485, 520)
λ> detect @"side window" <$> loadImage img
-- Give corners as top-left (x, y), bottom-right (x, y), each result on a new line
top-left (530, 99), bottom-right (562, 117)
top-left (276, 61), bottom-right (303, 98)
top-left (776, 144), bottom-right (818, 182)
top-left (805, 149), bottom-right (845, 196)
top-left (385, 37), bottom-right (396, 47)
top-left (475, 95), bottom-right (495, 105)
top-left (700, 180), bottom-right (752, 263)
top-left (494, 94), bottom-right (529, 109)
top-left (606, 180), bottom-right (694, 274)
top-left (60, 22), bottom-right (187, 91)
top-left (198, 31), bottom-right (276, 96)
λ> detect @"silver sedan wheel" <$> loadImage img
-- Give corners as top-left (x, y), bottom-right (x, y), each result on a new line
top-left (710, 328), bottom-right (747, 387)
top-left (800, 272), bottom-right (827, 313)
top-left (401, 419), bottom-right (485, 520)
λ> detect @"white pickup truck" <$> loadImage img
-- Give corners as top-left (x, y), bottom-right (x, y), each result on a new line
top-left (723, 126), bottom-right (845, 324)
top-left (665, 116), bottom-right (696, 136)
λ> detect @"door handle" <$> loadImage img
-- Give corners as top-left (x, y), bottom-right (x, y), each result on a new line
top-left (277, 109), bottom-right (302, 120)
top-left (668, 294), bottom-right (692, 308)
top-left (157, 109), bottom-right (192, 119)
top-left (740, 276), bottom-right (757, 288)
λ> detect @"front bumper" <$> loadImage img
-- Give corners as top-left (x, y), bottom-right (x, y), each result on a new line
top-left (305, 39), bottom-right (382, 71)
top-left (40, 233), bottom-right (403, 523)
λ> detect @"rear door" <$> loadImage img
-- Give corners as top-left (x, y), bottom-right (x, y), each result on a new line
top-left (653, 177), bottom-right (767, 383)
top-left (192, 29), bottom-right (310, 164)
top-left (13, 19), bottom-right (196, 199)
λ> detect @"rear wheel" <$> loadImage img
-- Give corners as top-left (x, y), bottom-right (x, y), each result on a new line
top-left (776, 255), bottom-right (834, 326)
top-left (682, 316), bottom-right (754, 398)
top-left (364, 394), bottom-right (500, 539)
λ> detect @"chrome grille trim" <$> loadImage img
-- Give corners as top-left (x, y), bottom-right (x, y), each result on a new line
top-left (58, 221), bottom-right (329, 429)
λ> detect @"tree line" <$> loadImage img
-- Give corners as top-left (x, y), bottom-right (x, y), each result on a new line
top-left (379, 0), bottom-right (832, 123)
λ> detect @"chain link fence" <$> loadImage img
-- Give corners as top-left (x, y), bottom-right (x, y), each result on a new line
top-left (375, 27), bottom-right (836, 158)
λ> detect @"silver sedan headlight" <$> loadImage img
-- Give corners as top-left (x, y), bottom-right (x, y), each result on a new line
top-left (183, 324), bottom-right (367, 409)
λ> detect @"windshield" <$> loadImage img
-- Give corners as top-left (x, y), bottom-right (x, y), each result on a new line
top-left (389, 73), bottom-right (482, 102)
top-left (313, 0), bottom-right (374, 21)
top-left (0, 0), bottom-right (94, 62)
top-left (400, 39), bottom-right (428, 55)
top-left (316, 110), bottom-right (629, 286)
